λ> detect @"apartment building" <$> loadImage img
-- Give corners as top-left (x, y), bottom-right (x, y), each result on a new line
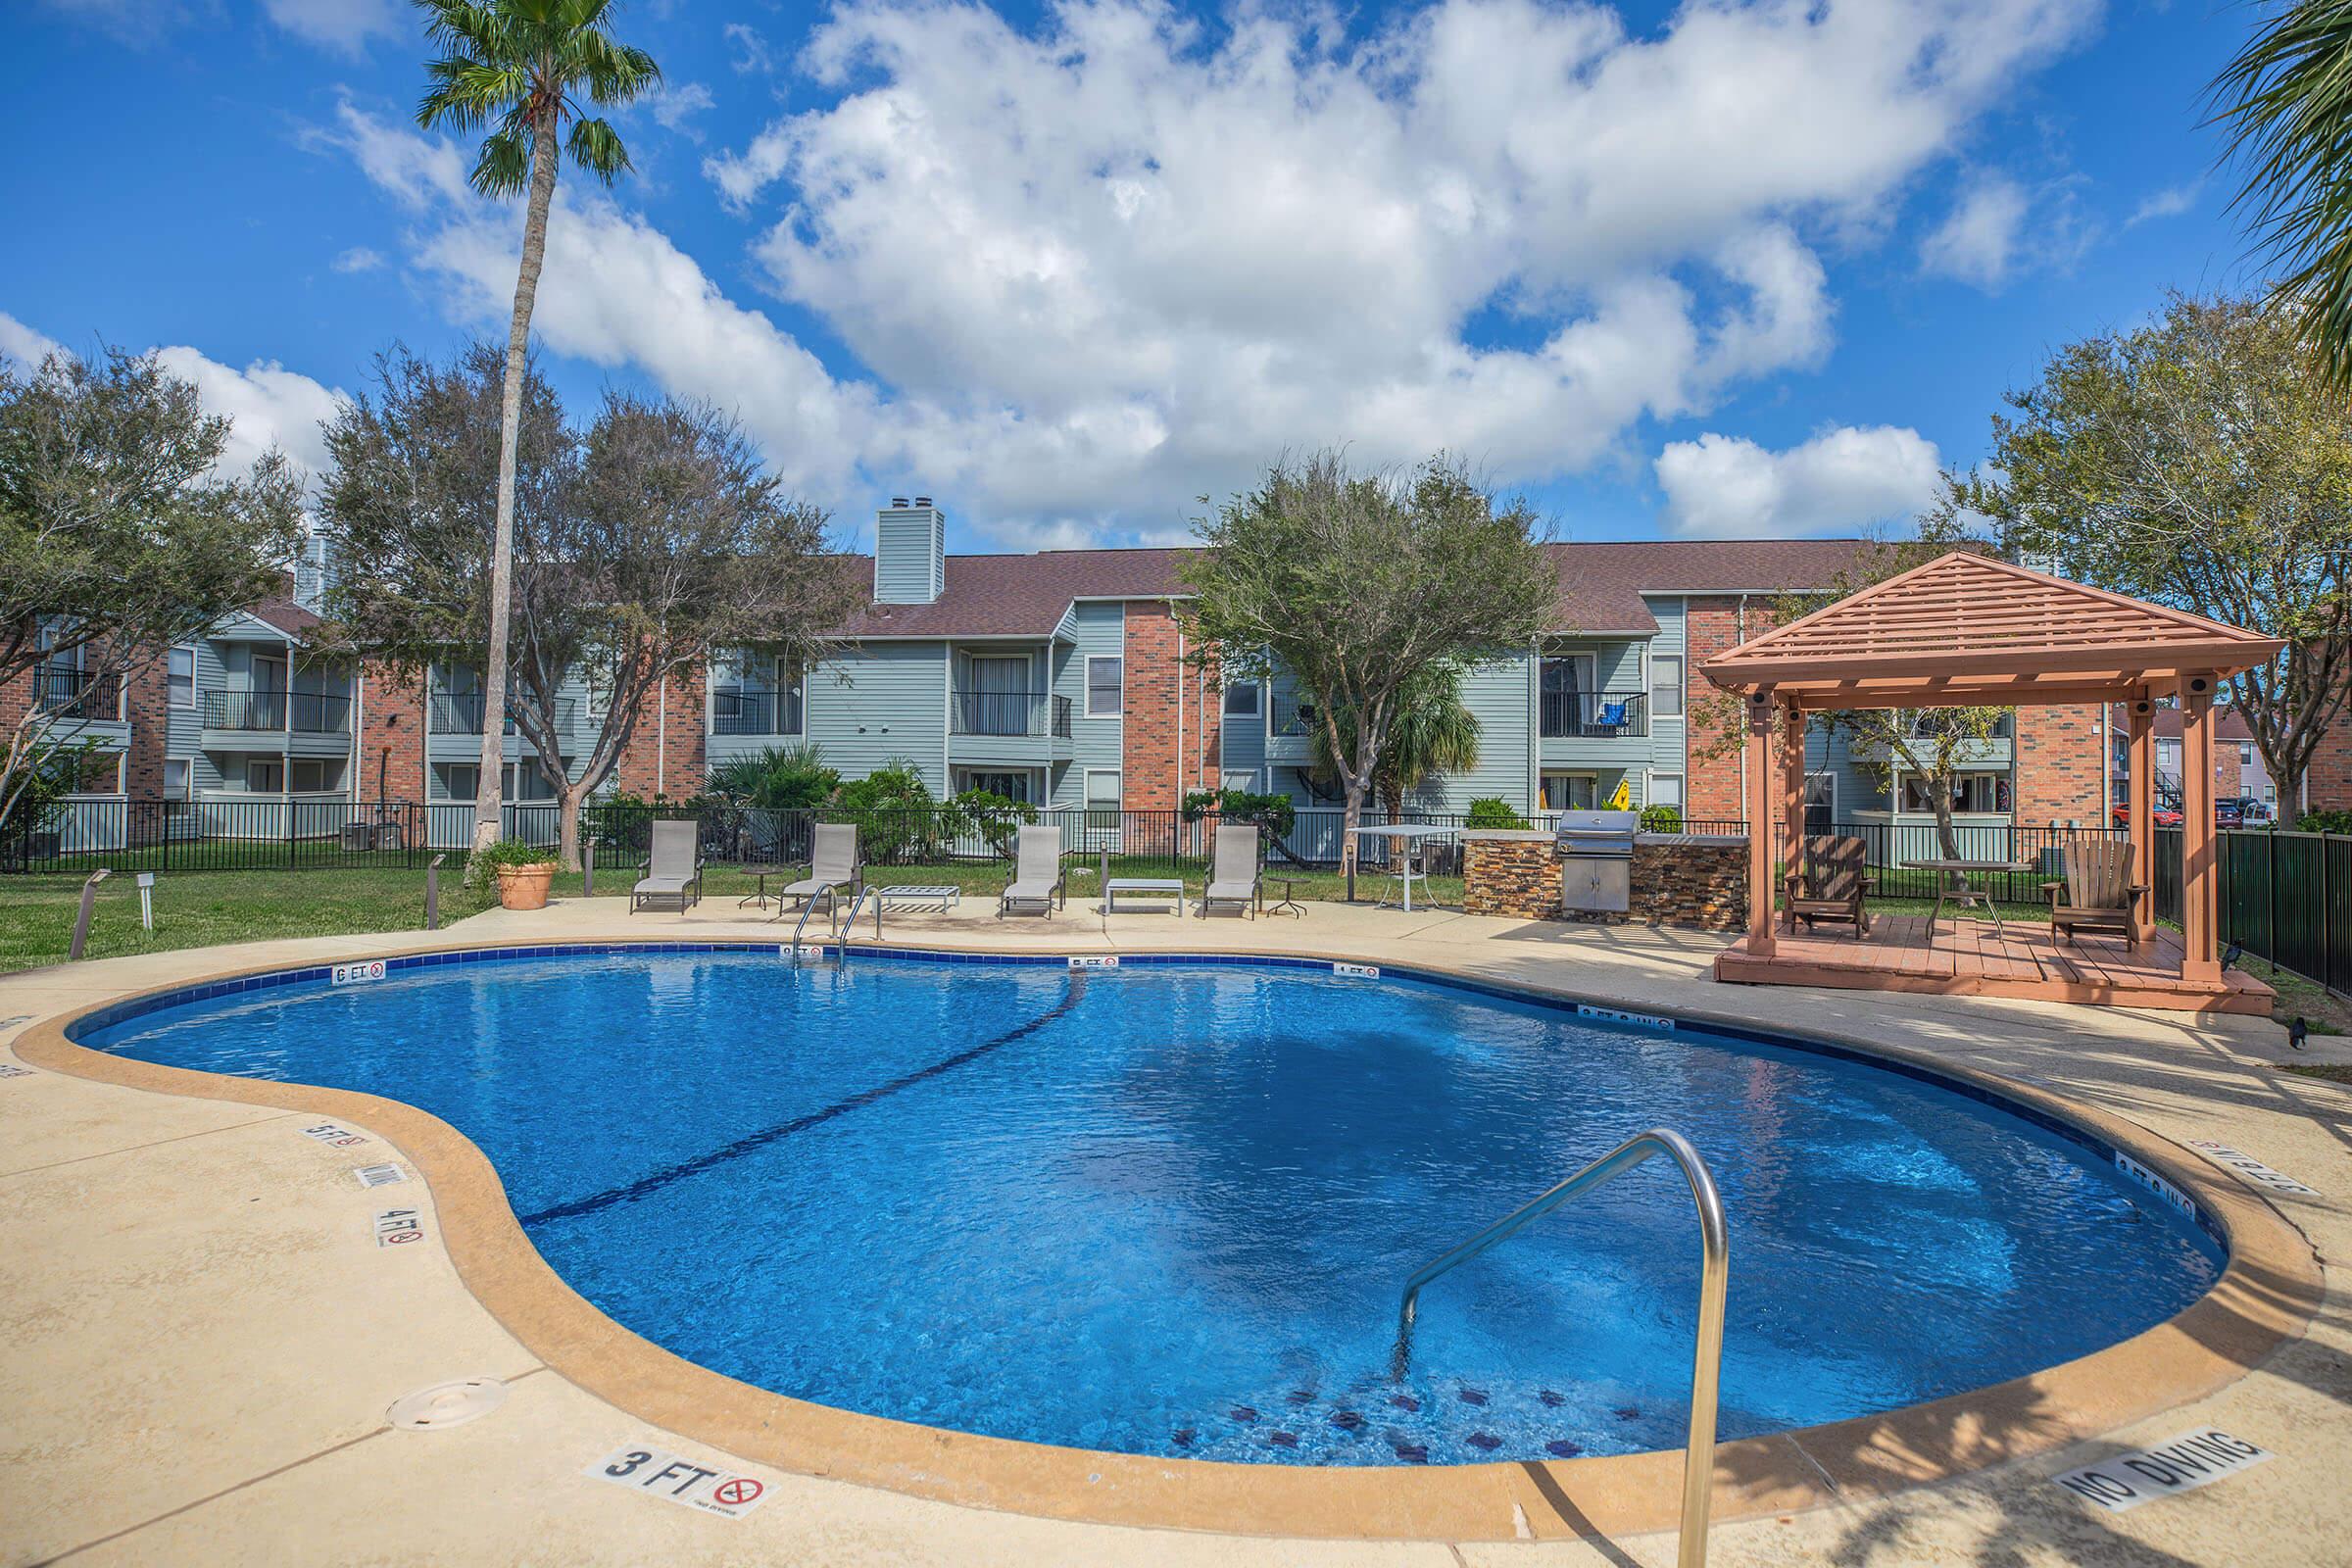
top-left (9, 500), bottom-right (2128, 846)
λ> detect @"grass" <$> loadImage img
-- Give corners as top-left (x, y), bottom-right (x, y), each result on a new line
top-left (0, 855), bottom-right (1459, 974)
top-left (2282, 1063), bottom-right (2352, 1086)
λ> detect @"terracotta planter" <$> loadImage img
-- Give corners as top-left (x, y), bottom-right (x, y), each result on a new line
top-left (495, 862), bottom-right (558, 911)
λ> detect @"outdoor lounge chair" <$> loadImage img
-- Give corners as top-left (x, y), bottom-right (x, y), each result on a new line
top-left (631, 819), bottom-right (703, 913)
top-left (2043, 838), bottom-right (2146, 947)
top-left (777, 823), bottom-right (860, 915)
top-left (1785, 834), bottom-right (1873, 938)
top-left (1200, 824), bottom-right (1264, 918)
top-left (999, 824), bottom-right (1068, 917)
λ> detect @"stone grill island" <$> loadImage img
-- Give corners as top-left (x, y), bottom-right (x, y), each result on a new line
top-left (1462, 828), bottom-right (1748, 931)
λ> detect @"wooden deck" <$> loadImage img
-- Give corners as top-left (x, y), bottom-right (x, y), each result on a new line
top-left (1714, 914), bottom-right (2276, 1014)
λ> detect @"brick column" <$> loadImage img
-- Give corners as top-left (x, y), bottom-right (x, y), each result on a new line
top-left (358, 661), bottom-right (425, 806)
top-left (1121, 600), bottom-right (1182, 815)
top-left (2013, 704), bottom-right (2104, 824)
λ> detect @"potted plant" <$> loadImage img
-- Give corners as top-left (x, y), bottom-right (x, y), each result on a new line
top-left (479, 838), bottom-right (560, 910)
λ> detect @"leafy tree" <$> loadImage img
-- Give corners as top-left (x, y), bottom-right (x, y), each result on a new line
top-left (415, 0), bottom-right (660, 861)
top-left (2215, 3), bottom-right (2352, 386)
top-left (0, 345), bottom-right (303, 830)
top-left (948, 787), bottom-right (1039, 858)
top-left (1307, 661), bottom-right (1483, 819)
top-left (324, 352), bottom-right (852, 869)
top-left (1185, 451), bottom-right (1556, 876)
top-left (1959, 293), bottom-right (2352, 809)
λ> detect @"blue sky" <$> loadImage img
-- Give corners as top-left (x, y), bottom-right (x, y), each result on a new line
top-left (2, 0), bottom-right (2270, 556)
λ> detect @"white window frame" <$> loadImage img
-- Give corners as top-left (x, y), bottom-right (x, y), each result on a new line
top-left (440, 762), bottom-right (479, 803)
top-left (1223, 680), bottom-right (1260, 717)
top-left (246, 758), bottom-right (284, 794)
top-left (1540, 770), bottom-right (1598, 811)
top-left (1084, 766), bottom-right (1122, 808)
top-left (1086, 656), bottom-right (1123, 718)
top-left (1649, 654), bottom-right (1684, 720)
top-left (168, 646), bottom-right (196, 709)
top-left (1647, 770), bottom-right (1685, 809)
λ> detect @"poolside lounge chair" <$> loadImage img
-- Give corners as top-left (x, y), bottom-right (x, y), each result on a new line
top-left (777, 823), bottom-right (861, 916)
top-left (1200, 824), bottom-right (1264, 918)
top-left (631, 819), bottom-right (704, 913)
top-left (2043, 839), bottom-right (2145, 947)
top-left (1785, 834), bottom-right (1872, 938)
top-left (999, 825), bottom-right (1068, 917)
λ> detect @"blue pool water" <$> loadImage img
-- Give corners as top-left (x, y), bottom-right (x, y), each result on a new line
top-left (79, 950), bottom-right (2223, 1467)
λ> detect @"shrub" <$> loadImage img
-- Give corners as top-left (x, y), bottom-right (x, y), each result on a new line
top-left (2296, 809), bottom-right (2352, 835)
top-left (1640, 804), bottom-right (1684, 832)
top-left (0, 738), bottom-right (108, 841)
top-left (1465, 796), bottom-right (1531, 830)
top-left (950, 788), bottom-right (1039, 858)
top-left (1182, 787), bottom-right (1298, 841)
top-left (828, 760), bottom-right (946, 862)
top-left (705, 744), bottom-right (839, 811)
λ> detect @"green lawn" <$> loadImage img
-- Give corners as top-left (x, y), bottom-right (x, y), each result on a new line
top-left (0, 856), bottom-right (1459, 974)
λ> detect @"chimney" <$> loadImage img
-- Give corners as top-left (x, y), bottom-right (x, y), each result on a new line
top-left (873, 497), bottom-right (947, 605)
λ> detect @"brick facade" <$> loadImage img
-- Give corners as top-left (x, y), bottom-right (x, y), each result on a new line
top-left (1120, 600), bottom-right (1184, 811)
top-left (357, 662), bottom-right (428, 806)
top-left (610, 662), bottom-right (707, 800)
top-left (2013, 704), bottom-right (2106, 824)
top-left (120, 654), bottom-right (171, 798)
top-left (1462, 831), bottom-right (1747, 930)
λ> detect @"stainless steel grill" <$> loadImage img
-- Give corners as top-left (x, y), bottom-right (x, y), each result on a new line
top-left (1555, 808), bottom-right (1640, 914)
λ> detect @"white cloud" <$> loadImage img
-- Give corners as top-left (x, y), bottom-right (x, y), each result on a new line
top-left (1919, 175), bottom-right (2030, 288)
top-left (332, 246), bottom-right (385, 273)
top-left (725, 23), bottom-right (775, 75)
top-left (2, 311), bottom-right (342, 480)
top-left (0, 311), bottom-right (68, 367)
top-left (650, 81), bottom-right (717, 138)
top-left (2127, 181), bottom-right (2200, 228)
top-left (1653, 426), bottom-right (1943, 539)
top-left (338, 0), bottom-right (2096, 544)
top-left (260, 0), bottom-right (400, 55)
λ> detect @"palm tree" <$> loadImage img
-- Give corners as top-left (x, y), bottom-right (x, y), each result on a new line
top-left (2216, 4), bottom-right (2352, 385)
top-left (1309, 662), bottom-right (1483, 819)
top-left (414, 0), bottom-right (659, 860)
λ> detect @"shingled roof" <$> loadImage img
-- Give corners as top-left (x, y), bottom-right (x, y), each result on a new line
top-left (823, 538), bottom-right (1875, 640)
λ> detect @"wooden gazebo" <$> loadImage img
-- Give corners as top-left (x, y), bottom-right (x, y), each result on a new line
top-left (1698, 552), bottom-right (2283, 1013)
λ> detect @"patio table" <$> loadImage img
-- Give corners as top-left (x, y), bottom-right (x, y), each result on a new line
top-left (1348, 825), bottom-right (1457, 912)
top-left (1901, 858), bottom-right (2037, 964)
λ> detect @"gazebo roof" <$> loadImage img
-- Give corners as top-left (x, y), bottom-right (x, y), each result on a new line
top-left (1697, 551), bottom-right (2283, 709)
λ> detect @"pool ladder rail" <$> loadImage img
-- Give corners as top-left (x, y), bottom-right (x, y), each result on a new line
top-left (785, 881), bottom-right (851, 961)
top-left (1392, 1127), bottom-right (1729, 1568)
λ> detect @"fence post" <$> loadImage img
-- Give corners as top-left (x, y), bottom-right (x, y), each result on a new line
top-left (69, 868), bottom-right (111, 960)
top-left (582, 836), bottom-right (596, 899)
top-left (2268, 830), bottom-right (2278, 975)
top-left (2324, 835), bottom-right (2335, 996)
top-left (426, 854), bottom-right (445, 931)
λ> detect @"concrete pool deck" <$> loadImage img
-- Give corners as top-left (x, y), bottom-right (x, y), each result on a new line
top-left (1, 894), bottom-right (2346, 1565)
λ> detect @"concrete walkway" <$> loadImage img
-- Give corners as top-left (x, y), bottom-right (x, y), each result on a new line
top-left (2, 894), bottom-right (2346, 1566)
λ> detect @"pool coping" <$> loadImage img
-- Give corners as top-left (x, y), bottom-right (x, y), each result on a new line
top-left (12, 935), bottom-right (2325, 1545)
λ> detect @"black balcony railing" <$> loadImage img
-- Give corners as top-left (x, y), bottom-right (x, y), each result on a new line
top-left (31, 667), bottom-right (122, 720)
top-left (1272, 696), bottom-right (1319, 737)
top-left (203, 688), bottom-right (351, 733)
top-left (427, 690), bottom-right (576, 735)
top-left (711, 688), bottom-right (804, 736)
top-left (951, 690), bottom-right (1073, 739)
top-left (1541, 690), bottom-right (1647, 738)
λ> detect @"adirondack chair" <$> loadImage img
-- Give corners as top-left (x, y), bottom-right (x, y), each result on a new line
top-left (1785, 835), bottom-right (1873, 938)
top-left (2043, 839), bottom-right (2146, 946)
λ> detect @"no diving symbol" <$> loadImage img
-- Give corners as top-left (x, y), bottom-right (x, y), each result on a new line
top-left (712, 1477), bottom-right (761, 1507)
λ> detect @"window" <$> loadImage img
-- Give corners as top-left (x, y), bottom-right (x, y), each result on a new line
top-left (289, 758), bottom-right (341, 794)
top-left (957, 770), bottom-right (1031, 803)
top-left (1649, 655), bottom-right (1684, 720)
top-left (246, 759), bottom-right (284, 793)
top-left (168, 647), bottom-right (194, 709)
top-left (2239, 744), bottom-right (2255, 767)
top-left (1899, 771), bottom-right (2010, 814)
top-left (1085, 768), bottom-right (1121, 808)
top-left (439, 762), bottom-right (479, 802)
top-left (1648, 771), bottom-right (1685, 809)
top-left (1223, 680), bottom-right (1260, 716)
top-left (1086, 656), bottom-right (1123, 717)
top-left (507, 760), bottom-right (556, 802)
top-left (1541, 772), bottom-right (1596, 810)
top-left (1222, 769), bottom-right (1257, 793)
top-left (163, 759), bottom-right (189, 800)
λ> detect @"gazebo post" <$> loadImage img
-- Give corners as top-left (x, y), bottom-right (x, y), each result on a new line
top-left (1781, 703), bottom-right (1807, 930)
top-left (1745, 689), bottom-right (1777, 956)
top-left (2127, 696), bottom-right (2156, 945)
top-left (2180, 674), bottom-right (2221, 984)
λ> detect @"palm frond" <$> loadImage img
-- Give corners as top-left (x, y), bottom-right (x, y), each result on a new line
top-left (2214, 0), bottom-right (2352, 385)
top-left (409, 0), bottom-right (657, 201)
top-left (566, 118), bottom-right (631, 182)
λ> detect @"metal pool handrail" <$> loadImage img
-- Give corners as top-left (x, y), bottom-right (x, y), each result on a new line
top-left (1392, 1127), bottom-right (1729, 1568)
top-left (786, 883), bottom-right (844, 959)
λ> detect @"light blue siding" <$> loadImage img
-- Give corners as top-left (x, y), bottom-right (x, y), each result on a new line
top-left (873, 505), bottom-right (946, 605)
top-left (1050, 602), bottom-right (1125, 808)
top-left (805, 641), bottom-right (952, 797)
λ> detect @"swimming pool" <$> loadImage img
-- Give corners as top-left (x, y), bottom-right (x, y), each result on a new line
top-left (75, 947), bottom-right (2224, 1469)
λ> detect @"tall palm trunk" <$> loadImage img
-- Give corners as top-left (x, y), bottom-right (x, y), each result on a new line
top-left (473, 111), bottom-right (560, 861)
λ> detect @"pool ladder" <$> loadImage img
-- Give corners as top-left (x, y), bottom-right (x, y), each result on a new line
top-left (1392, 1127), bottom-right (1728, 1568)
top-left (786, 882), bottom-right (849, 962)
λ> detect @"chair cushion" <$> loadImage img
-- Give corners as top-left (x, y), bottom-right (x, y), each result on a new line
top-left (634, 876), bottom-right (688, 894)
top-left (1205, 881), bottom-right (1255, 900)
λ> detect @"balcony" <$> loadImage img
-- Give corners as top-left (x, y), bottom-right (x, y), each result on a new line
top-left (1541, 690), bottom-right (1648, 740)
top-left (427, 691), bottom-right (574, 735)
top-left (948, 689), bottom-right (1072, 762)
top-left (711, 688), bottom-right (804, 736)
top-left (32, 667), bottom-right (122, 721)
top-left (202, 688), bottom-right (351, 734)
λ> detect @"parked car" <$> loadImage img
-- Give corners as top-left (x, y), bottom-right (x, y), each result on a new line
top-left (2111, 802), bottom-right (2184, 829)
top-left (2217, 797), bottom-right (2246, 829)
top-left (2231, 796), bottom-right (2275, 825)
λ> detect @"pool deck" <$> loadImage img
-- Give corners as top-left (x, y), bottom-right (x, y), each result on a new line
top-left (3, 893), bottom-right (2348, 1566)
